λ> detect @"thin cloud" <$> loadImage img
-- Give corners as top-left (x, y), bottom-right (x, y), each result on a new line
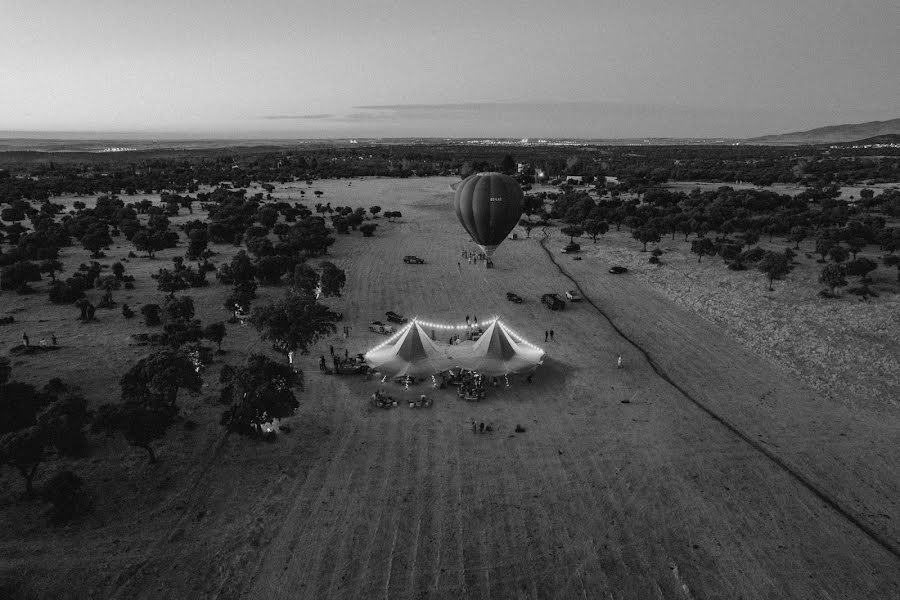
top-left (261, 114), bottom-right (334, 120)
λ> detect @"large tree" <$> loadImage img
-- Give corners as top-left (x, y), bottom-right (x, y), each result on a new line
top-left (633, 226), bottom-right (660, 252)
top-left (319, 262), bottom-right (346, 298)
top-left (250, 293), bottom-right (338, 362)
top-left (583, 219), bottom-right (608, 243)
top-left (220, 354), bottom-right (303, 435)
top-left (119, 349), bottom-right (202, 409)
top-left (560, 225), bottom-right (583, 244)
top-left (758, 251), bottom-right (794, 291)
top-left (93, 402), bottom-right (175, 464)
top-left (690, 237), bottom-right (716, 263)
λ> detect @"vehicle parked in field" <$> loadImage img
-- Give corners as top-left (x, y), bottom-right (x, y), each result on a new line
top-left (368, 321), bottom-right (395, 335)
top-left (506, 291), bottom-right (523, 303)
top-left (608, 266), bottom-right (628, 274)
top-left (403, 255), bottom-right (425, 264)
top-left (541, 293), bottom-right (565, 310)
top-left (561, 242), bottom-right (581, 254)
top-left (565, 290), bottom-right (582, 302)
top-left (385, 311), bottom-right (408, 324)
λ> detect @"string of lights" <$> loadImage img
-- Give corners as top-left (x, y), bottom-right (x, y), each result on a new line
top-left (364, 321), bottom-right (414, 355)
top-left (497, 321), bottom-right (544, 353)
top-left (412, 316), bottom-right (499, 330)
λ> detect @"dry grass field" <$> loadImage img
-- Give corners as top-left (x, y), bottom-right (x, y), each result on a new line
top-left (1, 177), bottom-right (898, 599)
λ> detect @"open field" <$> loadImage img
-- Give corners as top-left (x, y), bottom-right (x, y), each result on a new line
top-left (1, 177), bottom-right (899, 599)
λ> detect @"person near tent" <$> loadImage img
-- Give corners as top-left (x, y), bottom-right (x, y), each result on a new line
top-left (617, 355), bottom-right (623, 369)
top-left (545, 330), bottom-right (549, 342)
top-left (550, 329), bottom-right (555, 341)
top-left (344, 348), bottom-right (349, 359)
top-left (22, 333), bottom-right (29, 347)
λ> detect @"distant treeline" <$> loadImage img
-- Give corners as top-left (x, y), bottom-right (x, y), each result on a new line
top-left (0, 142), bottom-right (899, 204)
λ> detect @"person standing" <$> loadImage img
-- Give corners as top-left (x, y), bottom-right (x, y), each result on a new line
top-left (51, 333), bottom-right (57, 346)
top-left (457, 262), bottom-right (462, 273)
top-left (22, 332), bottom-right (29, 347)
top-left (330, 345), bottom-right (334, 356)
top-left (617, 355), bottom-right (623, 369)
top-left (549, 329), bottom-right (555, 342)
top-left (545, 330), bottom-right (549, 342)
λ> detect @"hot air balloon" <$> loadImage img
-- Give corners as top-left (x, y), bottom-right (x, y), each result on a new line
top-left (454, 172), bottom-right (523, 262)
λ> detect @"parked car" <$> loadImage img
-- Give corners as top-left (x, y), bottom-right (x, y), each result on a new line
top-left (368, 321), bottom-right (395, 335)
top-left (541, 293), bottom-right (565, 310)
top-left (608, 266), bottom-right (628, 274)
top-left (385, 311), bottom-right (408, 324)
top-left (403, 255), bottom-right (425, 264)
top-left (561, 242), bottom-right (581, 254)
top-left (565, 290), bottom-right (582, 302)
top-left (506, 291), bottom-right (523, 303)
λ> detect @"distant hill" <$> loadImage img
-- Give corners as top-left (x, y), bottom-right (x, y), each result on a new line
top-left (749, 118), bottom-right (900, 144)
top-left (833, 133), bottom-right (900, 146)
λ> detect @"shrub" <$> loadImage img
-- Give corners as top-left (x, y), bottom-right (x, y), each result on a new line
top-left (141, 304), bottom-right (161, 326)
top-left (41, 470), bottom-right (89, 525)
top-left (739, 246), bottom-right (766, 263)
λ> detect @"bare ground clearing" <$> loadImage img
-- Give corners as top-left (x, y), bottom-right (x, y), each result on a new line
top-left (1, 177), bottom-right (898, 599)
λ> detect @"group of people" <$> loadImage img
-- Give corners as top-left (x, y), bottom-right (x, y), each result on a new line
top-left (320, 346), bottom-right (367, 374)
top-left (470, 419), bottom-right (494, 433)
top-left (457, 371), bottom-right (486, 401)
top-left (461, 250), bottom-right (487, 264)
top-left (370, 389), bottom-right (395, 408)
top-left (458, 250), bottom-right (493, 271)
top-left (544, 330), bottom-right (555, 342)
top-left (22, 332), bottom-right (57, 347)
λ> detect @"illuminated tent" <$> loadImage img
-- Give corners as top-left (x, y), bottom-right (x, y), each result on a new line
top-left (452, 320), bottom-right (544, 376)
top-left (365, 319), bottom-right (545, 378)
top-left (364, 322), bottom-right (454, 377)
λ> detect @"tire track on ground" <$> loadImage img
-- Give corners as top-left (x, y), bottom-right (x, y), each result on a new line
top-left (537, 234), bottom-right (900, 563)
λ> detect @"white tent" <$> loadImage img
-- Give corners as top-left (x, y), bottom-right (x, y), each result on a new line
top-left (365, 319), bottom-right (543, 378)
top-left (452, 320), bottom-right (544, 376)
top-left (364, 322), bottom-right (455, 377)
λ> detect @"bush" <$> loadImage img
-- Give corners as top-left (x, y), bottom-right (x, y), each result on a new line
top-left (141, 303), bottom-right (161, 326)
top-left (41, 470), bottom-right (89, 525)
top-left (122, 304), bottom-right (135, 319)
top-left (847, 286), bottom-right (878, 299)
top-left (728, 260), bottom-right (747, 271)
top-left (739, 246), bottom-right (766, 263)
top-left (648, 256), bottom-right (660, 265)
top-left (48, 279), bottom-right (88, 304)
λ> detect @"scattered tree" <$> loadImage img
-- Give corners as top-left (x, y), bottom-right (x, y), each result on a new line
top-left (690, 237), bottom-right (716, 263)
top-left (250, 294), bottom-right (339, 362)
top-left (819, 264), bottom-right (848, 295)
top-left (220, 354), bottom-right (303, 435)
top-left (758, 251), bottom-right (794, 291)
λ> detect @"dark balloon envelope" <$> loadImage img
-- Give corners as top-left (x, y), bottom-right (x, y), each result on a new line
top-left (453, 172), bottom-right (523, 259)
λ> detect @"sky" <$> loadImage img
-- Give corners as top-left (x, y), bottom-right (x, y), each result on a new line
top-left (1, 0), bottom-right (898, 139)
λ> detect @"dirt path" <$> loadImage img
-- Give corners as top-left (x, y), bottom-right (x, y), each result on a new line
top-left (538, 233), bottom-right (900, 560)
